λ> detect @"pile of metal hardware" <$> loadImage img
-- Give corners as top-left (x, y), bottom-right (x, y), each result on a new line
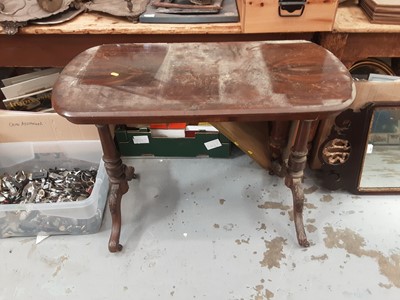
top-left (0, 167), bottom-right (102, 238)
top-left (0, 167), bottom-right (97, 205)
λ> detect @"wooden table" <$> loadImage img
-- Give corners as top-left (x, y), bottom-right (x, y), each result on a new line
top-left (51, 41), bottom-right (355, 252)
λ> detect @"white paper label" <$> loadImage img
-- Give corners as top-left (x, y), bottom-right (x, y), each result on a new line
top-left (143, 14), bottom-right (155, 18)
top-left (204, 139), bottom-right (222, 150)
top-left (36, 235), bottom-right (50, 244)
top-left (186, 125), bottom-right (218, 132)
top-left (133, 136), bottom-right (150, 144)
top-left (367, 143), bottom-right (373, 154)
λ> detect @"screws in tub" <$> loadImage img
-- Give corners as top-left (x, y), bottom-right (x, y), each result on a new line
top-left (0, 167), bottom-right (98, 205)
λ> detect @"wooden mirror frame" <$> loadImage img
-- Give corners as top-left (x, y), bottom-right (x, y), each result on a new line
top-left (318, 101), bottom-right (400, 194)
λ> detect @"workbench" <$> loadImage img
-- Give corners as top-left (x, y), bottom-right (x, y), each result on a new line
top-left (3, 3), bottom-right (399, 69)
top-left (0, 12), bottom-right (310, 67)
top-left (318, 3), bottom-right (400, 69)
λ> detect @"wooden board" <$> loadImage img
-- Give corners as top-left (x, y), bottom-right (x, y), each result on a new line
top-left (360, 0), bottom-right (400, 25)
top-left (365, 0), bottom-right (400, 10)
top-left (211, 122), bottom-right (271, 170)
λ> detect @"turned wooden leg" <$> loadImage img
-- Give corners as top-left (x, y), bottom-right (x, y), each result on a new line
top-left (285, 120), bottom-right (312, 247)
top-left (96, 124), bottom-right (135, 252)
top-left (269, 121), bottom-right (291, 177)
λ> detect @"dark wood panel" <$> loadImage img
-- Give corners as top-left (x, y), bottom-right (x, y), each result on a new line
top-left (0, 33), bottom-right (313, 67)
top-left (318, 32), bottom-right (400, 67)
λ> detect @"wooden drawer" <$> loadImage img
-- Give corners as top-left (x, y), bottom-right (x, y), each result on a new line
top-left (237, 0), bottom-right (339, 33)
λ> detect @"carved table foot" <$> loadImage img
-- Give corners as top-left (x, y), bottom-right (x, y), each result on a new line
top-left (107, 164), bottom-right (136, 252)
top-left (108, 183), bottom-right (124, 252)
top-left (285, 120), bottom-right (313, 248)
top-left (96, 124), bottom-right (136, 252)
top-left (285, 177), bottom-right (310, 247)
top-left (108, 181), bottom-right (129, 252)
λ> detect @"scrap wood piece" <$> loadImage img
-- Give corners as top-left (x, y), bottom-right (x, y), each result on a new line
top-left (211, 121), bottom-right (271, 170)
top-left (152, 0), bottom-right (223, 11)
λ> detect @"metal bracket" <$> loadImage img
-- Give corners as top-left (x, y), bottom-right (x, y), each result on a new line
top-left (278, 0), bottom-right (306, 17)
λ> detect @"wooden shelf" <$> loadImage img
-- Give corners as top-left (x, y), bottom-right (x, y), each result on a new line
top-left (3, 12), bottom-right (241, 35)
top-left (1, 1), bottom-right (399, 68)
top-left (2, 2), bottom-right (400, 35)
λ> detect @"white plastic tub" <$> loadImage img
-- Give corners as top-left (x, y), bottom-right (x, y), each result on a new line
top-left (0, 140), bottom-right (108, 237)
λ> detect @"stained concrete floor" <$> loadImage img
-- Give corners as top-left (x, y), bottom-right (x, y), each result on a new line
top-left (1, 150), bottom-right (400, 300)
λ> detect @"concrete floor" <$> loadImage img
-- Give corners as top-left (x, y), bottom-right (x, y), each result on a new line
top-left (1, 150), bottom-right (400, 300)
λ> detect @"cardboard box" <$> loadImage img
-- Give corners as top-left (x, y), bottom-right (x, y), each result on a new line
top-left (0, 140), bottom-right (107, 237)
top-left (238, 0), bottom-right (338, 33)
top-left (115, 126), bottom-right (231, 158)
top-left (0, 110), bottom-right (99, 143)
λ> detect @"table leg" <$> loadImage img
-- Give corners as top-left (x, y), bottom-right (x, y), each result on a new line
top-left (96, 124), bottom-right (135, 252)
top-left (269, 121), bottom-right (290, 177)
top-left (285, 120), bottom-right (312, 247)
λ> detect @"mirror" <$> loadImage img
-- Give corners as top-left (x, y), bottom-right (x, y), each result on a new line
top-left (319, 102), bottom-right (400, 194)
top-left (359, 107), bottom-right (400, 191)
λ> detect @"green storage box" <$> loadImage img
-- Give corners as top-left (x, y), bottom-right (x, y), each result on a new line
top-left (115, 126), bottom-right (231, 158)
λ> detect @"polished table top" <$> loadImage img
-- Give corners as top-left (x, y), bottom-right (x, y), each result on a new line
top-left (52, 41), bottom-right (355, 124)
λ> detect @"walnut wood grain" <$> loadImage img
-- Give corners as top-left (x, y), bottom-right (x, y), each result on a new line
top-left (52, 41), bottom-right (354, 125)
